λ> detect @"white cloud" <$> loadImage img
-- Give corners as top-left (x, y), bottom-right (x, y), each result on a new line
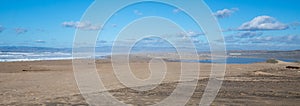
top-left (112, 24), bottom-right (118, 28)
top-left (35, 40), bottom-right (46, 43)
top-left (290, 21), bottom-right (300, 29)
top-left (62, 21), bottom-right (102, 31)
top-left (133, 10), bottom-right (143, 16)
top-left (291, 21), bottom-right (300, 26)
top-left (238, 16), bottom-right (289, 31)
top-left (173, 8), bottom-right (183, 14)
top-left (222, 32), bottom-right (262, 43)
top-left (213, 8), bottom-right (238, 18)
top-left (247, 34), bottom-right (300, 45)
top-left (97, 40), bottom-right (107, 43)
top-left (62, 21), bottom-right (75, 27)
top-left (235, 31), bottom-right (263, 38)
top-left (179, 31), bottom-right (204, 39)
top-left (15, 28), bottom-right (28, 34)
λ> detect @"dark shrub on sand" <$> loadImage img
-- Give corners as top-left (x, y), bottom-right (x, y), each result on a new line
top-left (266, 58), bottom-right (278, 63)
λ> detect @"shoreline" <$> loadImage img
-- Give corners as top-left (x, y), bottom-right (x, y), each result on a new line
top-left (1, 56), bottom-right (297, 65)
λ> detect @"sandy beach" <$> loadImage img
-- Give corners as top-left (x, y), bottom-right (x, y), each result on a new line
top-left (1, 0), bottom-right (300, 105)
top-left (0, 55), bottom-right (299, 106)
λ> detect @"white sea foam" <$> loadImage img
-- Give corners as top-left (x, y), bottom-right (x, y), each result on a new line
top-left (0, 51), bottom-right (108, 62)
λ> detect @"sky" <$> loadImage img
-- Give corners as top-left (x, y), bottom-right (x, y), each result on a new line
top-left (0, 0), bottom-right (299, 50)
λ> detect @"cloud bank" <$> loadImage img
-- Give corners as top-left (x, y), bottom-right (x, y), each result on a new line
top-left (62, 21), bottom-right (102, 31)
top-left (177, 31), bottom-right (205, 39)
top-left (235, 31), bottom-right (263, 38)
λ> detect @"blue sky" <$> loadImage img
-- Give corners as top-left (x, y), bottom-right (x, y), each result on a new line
top-left (0, 0), bottom-right (299, 50)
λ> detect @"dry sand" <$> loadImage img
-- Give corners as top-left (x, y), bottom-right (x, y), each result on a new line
top-left (0, 55), bottom-right (299, 105)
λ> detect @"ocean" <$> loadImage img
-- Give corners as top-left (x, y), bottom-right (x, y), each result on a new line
top-left (0, 46), bottom-right (179, 62)
top-left (0, 46), bottom-right (108, 62)
top-left (0, 46), bottom-right (298, 64)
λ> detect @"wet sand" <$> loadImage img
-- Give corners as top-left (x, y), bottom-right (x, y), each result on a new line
top-left (0, 56), bottom-right (299, 105)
